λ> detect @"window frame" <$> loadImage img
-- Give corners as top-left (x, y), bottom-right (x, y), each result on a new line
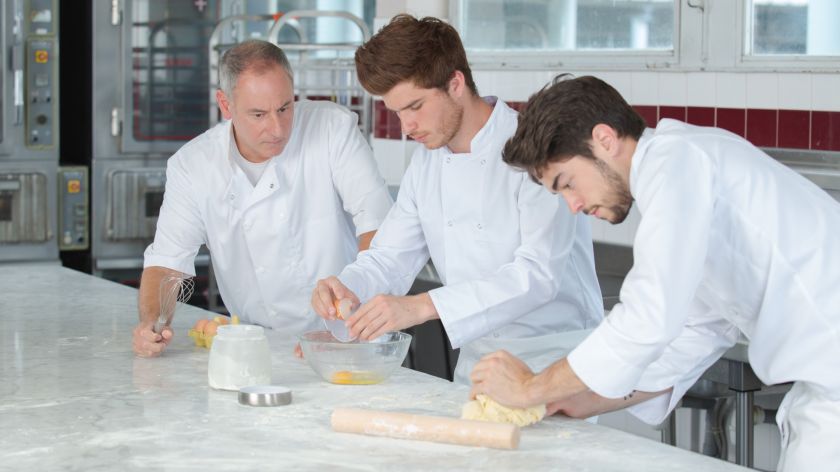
top-left (449, 0), bottom-right (840, 73)
top-left (449, 0), bottom-right (683, 71)
top-left (736, 0), bottom-right (840, 72)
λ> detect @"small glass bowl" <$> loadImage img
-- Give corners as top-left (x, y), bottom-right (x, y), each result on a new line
top-left (298, 330), bottom-right (411, 385)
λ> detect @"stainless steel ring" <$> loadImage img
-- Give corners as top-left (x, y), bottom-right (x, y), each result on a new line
top-left (238, 385), bottom-right (292, 407)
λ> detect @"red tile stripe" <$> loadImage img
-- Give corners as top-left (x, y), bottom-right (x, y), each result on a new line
top-left (372, 100), bottom-right (840, 152)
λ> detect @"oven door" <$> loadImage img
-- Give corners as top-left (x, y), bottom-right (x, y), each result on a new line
top-left (104, 167), bottom-right (165, 242)
top-left (117, 0), bottom-right (228, 155)
top-left (0, 163), bottom-right (57, 262)
top-left (0, 171), bottom-right (49, 243)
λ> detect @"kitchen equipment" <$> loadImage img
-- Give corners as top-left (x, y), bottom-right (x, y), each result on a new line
top-left (298, 330), bottom-right (411, 385)
top-left (0, 0), bottom-right (60, 263)
top-left (238, 385), bottom-right (292, 407)
top-left (208, 324), bottom-right (271, 391)
top-left (324, 298), bottom-right (356, 342)
top-left (331, 408), bottom-right (520, 450)
top-left (156, 273), bottom-right (194, 334)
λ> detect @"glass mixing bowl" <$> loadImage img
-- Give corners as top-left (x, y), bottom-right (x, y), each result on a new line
top-left (298, 330), bottom-right (412, 385)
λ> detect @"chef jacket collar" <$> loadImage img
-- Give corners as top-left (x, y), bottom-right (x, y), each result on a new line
top-left (629, 127), bottom-right (655, 197)
top-left (222, 122), bottom-right (282, 211)
top-left (443, 96), bottom-right (505, 157)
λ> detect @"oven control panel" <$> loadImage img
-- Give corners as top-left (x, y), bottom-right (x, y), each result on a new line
top-left (58, 166), bottom-right (88, 250)
top-left (25, 0), bottom-right (58, 149)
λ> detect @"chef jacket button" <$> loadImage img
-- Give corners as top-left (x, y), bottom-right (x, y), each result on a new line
top-left (476, 223), bottom-right (483, 230)
top-left (480, 159), bottom-right (486, 165)
top-left (228, 194), bottom-right (235, 200)
top-left (269, 183), bottom-right (275, 189)
top-left (446, 157), bottom-right (451, 163)
top-left (447, 220), bottom-right (453, 227)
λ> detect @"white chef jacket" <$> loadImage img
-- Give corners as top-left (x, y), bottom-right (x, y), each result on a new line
top-left (567, 119), bottom-right (840, 425)
top-left (144, 100), bottom-right (393, 335)
top-left (339, 98), bottom-right (604, 380)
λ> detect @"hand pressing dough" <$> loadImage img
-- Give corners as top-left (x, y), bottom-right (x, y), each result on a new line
top-left (461, 394), bottom-right (546, 427)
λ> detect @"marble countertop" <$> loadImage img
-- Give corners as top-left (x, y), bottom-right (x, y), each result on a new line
top-left (0, 265), bottom-right (747, 471)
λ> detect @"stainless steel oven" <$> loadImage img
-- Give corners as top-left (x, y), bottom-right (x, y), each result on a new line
top-left (0, 0), bottom-right (59, 263)
top-left (91, 0), bottom-right (231, 275)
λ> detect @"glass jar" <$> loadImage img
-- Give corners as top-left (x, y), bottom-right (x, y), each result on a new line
top-left (207, 324), bottom-right (272, 390)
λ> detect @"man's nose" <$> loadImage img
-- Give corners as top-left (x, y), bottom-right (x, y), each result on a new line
top-left (399, 114), bottom-right (417, 135)
top-left (268, 112), bottom-right (285, 135)
top-left (563, 192), bottom-right (584, 214)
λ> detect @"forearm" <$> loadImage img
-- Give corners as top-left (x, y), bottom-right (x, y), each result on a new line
top-left (523, 357), bottom-right (590, 405)
top-left (550, 388), bottom-right (672, 419)
top-left (357, 230), bottom-right (376, 251)
top-left (137, 266), bottom-right (178, 325)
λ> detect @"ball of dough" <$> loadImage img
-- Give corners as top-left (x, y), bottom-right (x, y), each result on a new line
top-left (461, 394), bottom-right (546, 427)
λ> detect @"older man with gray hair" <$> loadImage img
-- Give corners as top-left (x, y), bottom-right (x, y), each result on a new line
top-left (133, 39), bottom-right (393, 357)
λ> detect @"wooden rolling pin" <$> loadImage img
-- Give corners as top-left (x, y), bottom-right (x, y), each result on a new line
top-left (331, 408), bottom-right (520, 450)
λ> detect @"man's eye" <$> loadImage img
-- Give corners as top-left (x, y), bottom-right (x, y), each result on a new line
top-left (253, 113), bottom-right (264, 119)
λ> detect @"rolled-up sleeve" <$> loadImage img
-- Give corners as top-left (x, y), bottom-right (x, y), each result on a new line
top-left (329, 110), bottom-right (393, 236)
top-left (568, 140), bottom-right (716, 398)
top-left (143, 152), bottom-right (207, 276)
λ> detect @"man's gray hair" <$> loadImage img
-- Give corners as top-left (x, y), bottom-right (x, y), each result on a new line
top-left (218, 39), bottom-right (294, 97)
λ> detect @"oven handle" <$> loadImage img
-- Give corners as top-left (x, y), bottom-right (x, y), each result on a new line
top-left (12, 0), bottom-right (23, 125)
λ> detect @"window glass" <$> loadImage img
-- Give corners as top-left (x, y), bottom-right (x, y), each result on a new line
top-left (459, 0), bottom-right (675, 51)
top-left (749, 0), bottom-right (840, 55)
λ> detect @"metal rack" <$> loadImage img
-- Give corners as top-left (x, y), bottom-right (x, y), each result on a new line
top-left (207, 10), bottom-right (372, 137)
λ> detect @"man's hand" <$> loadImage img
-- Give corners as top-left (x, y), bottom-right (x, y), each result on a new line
top-left (311, 276), bottom-right (360, 320)
top-left (132, 322), bottom-right (173, 357)
top-left (347, 293), bottom-right (438, 341)
top-left (468, 350), bottom-right (537, 409)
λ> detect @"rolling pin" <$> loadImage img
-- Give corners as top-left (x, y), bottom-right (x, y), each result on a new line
top-left (331, 408), bottom-right (520, 450)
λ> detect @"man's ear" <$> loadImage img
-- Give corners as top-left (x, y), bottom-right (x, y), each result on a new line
top-left (447, 70), bottom-right (466, 99)
top-left (216, 89), bottom-right (232, 120)
top-left (591, 123), bottom-right (619, 157)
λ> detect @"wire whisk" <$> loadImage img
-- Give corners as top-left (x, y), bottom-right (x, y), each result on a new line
top-left (156, 273), bottom-right (195, 334)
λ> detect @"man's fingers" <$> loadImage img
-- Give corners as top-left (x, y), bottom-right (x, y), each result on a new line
top-left (133, 324), bottom-right (169, 357)
top-left (314, 282), bottom-right (335, 319)
top-left (141, 328), bottom-right (162, 343)
top-left (161, 328), bottom-right (174, 342)
top-left (360, 315), bottom-right (389, 341)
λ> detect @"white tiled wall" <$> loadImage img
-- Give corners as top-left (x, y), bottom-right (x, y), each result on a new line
top-left (468, 69), bottom-right (840, 112)
top-left (746, 73), bottom-right (780, 109)
top-left (371, 137), bottom-right (420, 186)
top-left (685, 72), bottom-right (716, 107)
